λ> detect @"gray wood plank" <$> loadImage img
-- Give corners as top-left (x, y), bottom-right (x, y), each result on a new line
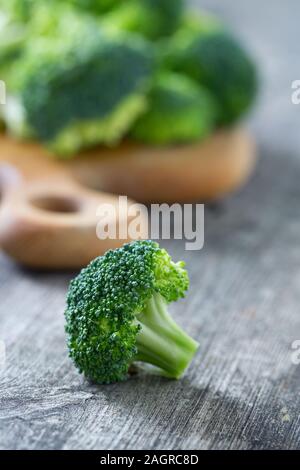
top-left (0, 0), bottom-right (300, 450)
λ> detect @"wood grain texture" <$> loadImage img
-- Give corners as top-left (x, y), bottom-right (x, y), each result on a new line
top-left (0, 0), bottom-right (300, 450)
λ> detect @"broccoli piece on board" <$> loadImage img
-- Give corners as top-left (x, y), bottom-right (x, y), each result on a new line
top-left (3, 16), bottom-right (154, 157)
top-left (131, 72), bottom-right (217, 145)
top-left (165, 21), bottom-right (258, 125)
top-left (65, 240), bottom-right (199, 384)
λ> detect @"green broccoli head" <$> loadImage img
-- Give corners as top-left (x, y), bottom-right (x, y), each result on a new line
top-left (131, 72), bottom-right (217, 145)
top-left (3, 17), bottom-right (154, 156)
top-left (165, 24), bottom-right (258, 125)
top-left (103, 0), bottom-right (184, 40)
top-left (65, 240), bottom-right (198, 384)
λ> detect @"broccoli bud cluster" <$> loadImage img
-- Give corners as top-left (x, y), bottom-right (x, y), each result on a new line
top-left (65, 240), bottom-right (198, 384)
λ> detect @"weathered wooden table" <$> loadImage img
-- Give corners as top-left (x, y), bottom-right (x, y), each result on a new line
top-left (0, 0), bottom-right (299, 450)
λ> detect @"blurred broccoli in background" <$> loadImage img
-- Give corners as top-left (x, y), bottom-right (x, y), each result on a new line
top-left (103, 0), bottom-right (184, 40)
top-left (0, 0), bottom-right (33, 21)
top-left (0, 1), bottom-right (258, 156)
top-left (131, 72), bottom-right (217, 145)
top-left (163, 15), bottom-right (258, 125)
top-left (2, 12), bottom-right (154, 156)
top-left (0, 5), bottom-right (27, 129)
top-left (65, 0), bottom-right (124, 15)
top-left (3, 0), bottom-right (116, 19)
top-left (177, 10), bottom-right (223, 35)
top-left (0, 12), bottom-right (26, 72)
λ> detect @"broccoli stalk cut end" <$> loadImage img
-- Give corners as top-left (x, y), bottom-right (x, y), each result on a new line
top-left (136, 293), bottom-right (199, 379)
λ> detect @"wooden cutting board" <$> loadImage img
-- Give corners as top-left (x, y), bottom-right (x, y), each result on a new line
top-left (0, 128), bottom-right (256, 269)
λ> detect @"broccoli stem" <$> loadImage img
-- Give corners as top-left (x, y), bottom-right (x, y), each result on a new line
top-left (135, 293), bottom-right (199, 378)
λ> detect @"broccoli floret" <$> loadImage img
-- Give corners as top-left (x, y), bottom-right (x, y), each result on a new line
top-left (3, 15), bottom-right (154, 156)
top-left (65, 240), bottom-right (198, 384)
top-left (131, 72), bottom-right (217, 145)
top-left (165, 21), bottom-right (258, 125)
top-left (103, 0), bottom-right (184, 40)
